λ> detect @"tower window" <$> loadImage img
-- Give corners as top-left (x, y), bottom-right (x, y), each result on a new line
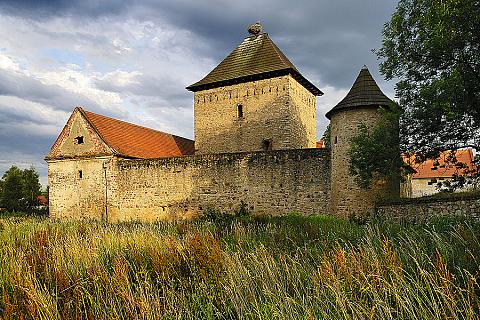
top-left (262, 139), bottom-right (272, 151)
top-left (74, 136), bottom-right (84, 144)
top-left (78, 170), bottom-right (83, 179)
top-left (334, 136), bottom-right (338, 144)
top-left (237, 104), bottom-right (243, 118)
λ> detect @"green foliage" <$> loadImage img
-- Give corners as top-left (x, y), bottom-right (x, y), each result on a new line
top-left (348, 105), bottom-right (403, 189)
top-left (321, 124), bottom-right (331, 150)
top-left (376, 0), bottom-right (480, 154)
top-left (0, 215), bottom-right (479, 319)
top-left (0, 165), bottom-right (42, 214)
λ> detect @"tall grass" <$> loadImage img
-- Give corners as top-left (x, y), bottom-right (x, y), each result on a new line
top-left (0, 215), bottom-right (479, 319)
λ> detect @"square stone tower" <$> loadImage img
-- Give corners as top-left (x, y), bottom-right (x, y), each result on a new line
top-left (187, 23), bottom-right (323, 154)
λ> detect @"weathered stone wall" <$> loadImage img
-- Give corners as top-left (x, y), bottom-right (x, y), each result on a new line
top-left (330, 107), bottom-right (400, 218)
top-left (106, 148), bottom-right (330, 221)
top-left (48, 156), bottom-right (113, 220)
top-left (47, 108), bottom-right (112, 160)
top-left (193, 75), bottom-right (316, 154)
top-left (376, 196), bottom-right (480, 221)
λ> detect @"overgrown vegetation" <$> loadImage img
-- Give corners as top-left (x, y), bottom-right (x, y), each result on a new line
top-left (0, 214), bottom-right (479, 319)
top-left (348, 105), bottom-right (404, 189)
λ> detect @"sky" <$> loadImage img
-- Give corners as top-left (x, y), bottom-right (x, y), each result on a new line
top-left (0, 0), bottom-right (399, 187)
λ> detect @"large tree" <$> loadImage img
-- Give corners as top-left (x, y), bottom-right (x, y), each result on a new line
top-left (377, 0), bottom-right (480, 158)
top-left (0, 165), bottom-right (42, 213)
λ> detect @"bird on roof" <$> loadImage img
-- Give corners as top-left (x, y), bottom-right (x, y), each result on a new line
top-left (248, 22), bottom-right (262, 35)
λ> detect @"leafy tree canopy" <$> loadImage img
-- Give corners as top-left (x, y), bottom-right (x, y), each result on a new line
top-left (0, 165), bottom-right (42, 213)
top-left (348, 105), bottom-right (404, 189)
top-left (377, 0), bottom-right (480, 158)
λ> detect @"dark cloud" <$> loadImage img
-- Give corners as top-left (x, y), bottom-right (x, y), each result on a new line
top-left (0, 0), bottom-right (399, 186)
top-left (0, 0), bottom-right (133, 19)
top-left (1, 0), bottom-right (397, 88)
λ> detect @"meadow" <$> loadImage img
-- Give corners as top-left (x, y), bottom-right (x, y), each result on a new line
top-left (0, 213), bottom-right (479, 319)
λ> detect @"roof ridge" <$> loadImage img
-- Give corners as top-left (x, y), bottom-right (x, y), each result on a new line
top-left (82, 108), bottom-right (192, 141)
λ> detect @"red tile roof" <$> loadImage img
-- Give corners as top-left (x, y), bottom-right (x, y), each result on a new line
top-left (37, 195), bottom-right (48, 206)
top-left (80, 108), bottom-right (195, 159)
top-left (316, 140), bottom-right (326, 148)
top-left (404, 149), bottom-right (476, 179)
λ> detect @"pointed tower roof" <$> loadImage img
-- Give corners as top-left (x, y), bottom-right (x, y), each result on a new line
top-left (187, 24), bottom-right (322, 96)
top-left (325, 65), bottom-right (392, 119)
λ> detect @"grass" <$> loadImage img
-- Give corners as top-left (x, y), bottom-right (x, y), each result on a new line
top-left (0, 214), bottom-right (479, 319)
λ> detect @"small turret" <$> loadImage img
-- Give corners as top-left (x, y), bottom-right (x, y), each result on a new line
top-left (327, 66), bottom-right (399, 218)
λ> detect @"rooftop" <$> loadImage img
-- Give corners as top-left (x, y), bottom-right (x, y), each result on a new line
top-left (187, 24), bottom-right (322, 96)
top-left (80, 108), bottom-right (195, 159)
top-left (326, 65), bottom-right (391, 119)
top-left (404, 148), bottom-right (476, 179)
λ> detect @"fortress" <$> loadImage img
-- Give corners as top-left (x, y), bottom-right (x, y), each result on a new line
top-left (46, 24), bottom-right (399, 221)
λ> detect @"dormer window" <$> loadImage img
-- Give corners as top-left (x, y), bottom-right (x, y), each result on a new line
top-left (237, 104), bottom-right (244, 118)
top-left (74, 136), bottom-right (84, 144)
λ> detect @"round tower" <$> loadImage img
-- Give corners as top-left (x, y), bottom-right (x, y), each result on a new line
top-left (326, 66), bottom-right (399, 218)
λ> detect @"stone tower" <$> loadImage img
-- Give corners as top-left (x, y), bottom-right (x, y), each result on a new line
top-left (187, 23), bottom-right (323, 154)
top-left (326, 66), bottom-right (399, 218)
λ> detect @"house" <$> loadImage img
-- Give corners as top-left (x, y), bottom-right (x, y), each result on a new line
top-left (403, 148), bottom-right (477, 197)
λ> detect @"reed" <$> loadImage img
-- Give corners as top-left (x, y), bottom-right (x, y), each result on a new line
top-left (0, 214), bottom-right (478, 319)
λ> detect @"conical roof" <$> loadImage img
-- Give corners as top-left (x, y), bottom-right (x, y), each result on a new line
top-left (325, 66), bottom-right (391, 119)
top-left (187, 30), bottom-right (322, 96)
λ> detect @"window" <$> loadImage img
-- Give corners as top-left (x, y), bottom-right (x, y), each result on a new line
top-left (334, 136), bottom-right (338, 144)
top-left (237, 104), bottom-right (243, 118)
top-left (262, 139), bottom-right (272, 151)
top-left (78, 170), bottom-right (83, 179)
top-left (74, 136), bottom-right (84, 144)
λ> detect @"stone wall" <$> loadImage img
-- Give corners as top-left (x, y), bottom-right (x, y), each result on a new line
top-left (193, 75), bottom-right (316, 154)
top-left (376, 195), bottom-right (480, 221)
top-left (48, 156), bottom-right (113, 219)
top-left (48, 148), bottom-right (330, 221)
top-left (329, 107), bottom-right (400, 218)
top-left (109, 148), bottom-right (330, 221)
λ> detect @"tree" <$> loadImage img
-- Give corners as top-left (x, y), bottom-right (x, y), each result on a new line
top-left (376, 0), bottom-right (480, 157)
top-left (1, 166), bottom-right (25, 212)
top-left (348, 105), bottom-right (404, 189)
top-left (22, 168), bottom-right (42, 210)
top-left (0, 165), bottom-right (42, 213)
top-left (321, 124), bottom-right (332, 151)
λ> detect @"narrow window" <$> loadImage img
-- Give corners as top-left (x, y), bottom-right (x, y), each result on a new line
top-left (74, 136), bottom-right (84, 144)
top-left (237, 104), bottom-right (244, 118)
top-left (262, 139), bottom-right (272, 151)
top-left (334, 136), bottom-right (338, 144)
top-left (78, 170), bottom-right (83, 179)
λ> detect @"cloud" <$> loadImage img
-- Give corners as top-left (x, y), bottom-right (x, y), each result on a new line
top-left (0, 0), bottom-right (399, 187)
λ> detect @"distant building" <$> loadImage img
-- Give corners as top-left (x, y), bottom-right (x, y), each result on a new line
top-left (402, 148), bottom-right (476, 197)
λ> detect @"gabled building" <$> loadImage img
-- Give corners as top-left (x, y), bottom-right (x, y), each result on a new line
top-left (403, 148), bottom-right (476, 197)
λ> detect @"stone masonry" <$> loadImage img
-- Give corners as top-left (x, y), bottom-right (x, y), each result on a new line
top-left (194, 75), bottom-right (316, 154)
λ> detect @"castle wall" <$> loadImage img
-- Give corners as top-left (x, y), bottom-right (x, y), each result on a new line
top-left (330, 108), bottom-right (399, 218)
top-left (79, 148), bottom-right (331, 221)
top-left (48, 157), bottom-right (113, 220)
top-left (194, 75), bottom-right (316, 154)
